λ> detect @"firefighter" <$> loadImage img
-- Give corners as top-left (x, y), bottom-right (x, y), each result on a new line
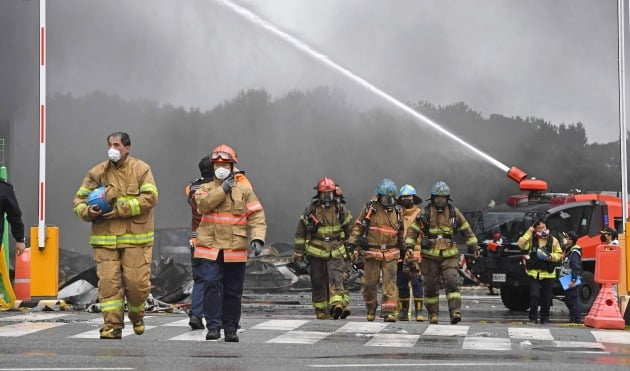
top-left (193, 144), bottom-right (266, 342)
top-left (561, 231), bottom-right (582, 324)
top-left (517, 219), bottom-right (562, 324)
top-left (396, 184), bottom-right (423, 321)
top-left (73, 132), bottom-right (158, 339)
top-left (347, 178), bottom-right (405, 322)
top-left (185, 156), bottom-right (252, 330)
top-left (293, 177), bottom-right (354, 319)
top-left (405, 180), bottom-right (479, 324)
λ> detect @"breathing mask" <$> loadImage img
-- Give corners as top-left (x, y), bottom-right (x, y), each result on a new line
top-left (108, 148), bottom-right (121, 162)
top-left (380, 195), bottom-right (396, 209)
top-left (399, 199), bottom-right (414, 209)
top-left (214, 167), bottom-right (231, 180)
top-left (432, 197), bottom-right (447, 211)
top-left (535, 229), bottom-right (549, 238)
top-left (318, 191), bottom-right (335, 206)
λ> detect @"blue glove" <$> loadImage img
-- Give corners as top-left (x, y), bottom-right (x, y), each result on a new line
top-left (250, 240), bottom-right (263, 257)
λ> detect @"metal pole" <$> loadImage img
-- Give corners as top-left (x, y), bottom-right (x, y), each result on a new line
top-left (38, 0), bottom-right (46, 249)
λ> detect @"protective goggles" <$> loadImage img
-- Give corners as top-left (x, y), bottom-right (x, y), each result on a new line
top-left (211, 151), bottom-right (235, 162)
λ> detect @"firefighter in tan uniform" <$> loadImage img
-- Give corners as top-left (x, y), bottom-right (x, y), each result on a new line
top-left (347, 179), bottom-right (405, 322)
top-left (396, 184), bottom-right (423, 321)
top-left (193, 144), bottom-right (266, 342)
top-left (73, 132), bottom-right (158, 339)
top-left (293, 177), bottom-right (354, 319)
top-left (405, 181), bottom-right (479, 324)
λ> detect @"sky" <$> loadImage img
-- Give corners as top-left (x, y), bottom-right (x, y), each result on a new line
top-left (47, 0), bottom-right (623, 143)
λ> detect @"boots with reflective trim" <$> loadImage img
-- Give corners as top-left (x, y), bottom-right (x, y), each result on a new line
top-left (384, 313), bottom-right (397, 322)
top-left (397, 299), bottom-right (410, 321)
top-left (414, 298), bottom-right (424, 322)
top-left (366, 308), bottom-right (376, 322)
top-left (450, 310), bottom-right (461, 325)
top-left (132, 320), bottom-right (145, 335)
top-left (429, 314), bottom-right (439, 324)
top-left (100, 328), bottom-right (122, 340)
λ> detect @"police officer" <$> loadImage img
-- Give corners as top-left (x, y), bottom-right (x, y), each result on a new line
top-left (347, 179), bottom-right (405, 322)
top-left (517, 219), bottom-right (562, 324)
top-left (293, 177), bottom-right (354, 319)
top-left (561, 231), bottom-right (582, 324)
top-left (405, 181), bottom-right (479, 324)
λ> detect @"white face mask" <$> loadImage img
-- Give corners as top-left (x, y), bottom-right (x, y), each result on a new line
top-left (108, 148), bottom-right (121, 162)
top-left (214, 167), bottom-right (231, 180)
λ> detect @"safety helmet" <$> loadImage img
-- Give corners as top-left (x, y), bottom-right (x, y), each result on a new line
top-left (375, 178), bottom-right (397, 196)
top-left (399, 184), bottom-right (417, 197)
top-left (210, 144), bottom-right (238, 164)
top-left (315, 177), bottom-right (336, 192)
top-left (86, 186), bottom-right (112, 213)
top-left (430, 181), bottom-right (451, 198)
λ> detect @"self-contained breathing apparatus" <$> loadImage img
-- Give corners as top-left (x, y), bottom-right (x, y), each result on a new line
top-left (420, 203), bottom-right (456, 250)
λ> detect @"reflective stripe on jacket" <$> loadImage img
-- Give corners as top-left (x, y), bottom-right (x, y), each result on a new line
top-left (193, 178), bottom-right (266, 262)
top-left (73, 156), bottom-right (158, 248)
top-left (293, 201), bottom-right (353, 259)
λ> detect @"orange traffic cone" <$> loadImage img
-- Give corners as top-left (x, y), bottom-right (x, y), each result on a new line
top-left (584, 283), bottom-right (625, 330)
top-left (14, 248), bottom-right (31, 301)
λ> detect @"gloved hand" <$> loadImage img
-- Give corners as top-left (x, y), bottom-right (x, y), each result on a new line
top-left (250, 239), bottom-right (263, 257)
top-left (305, 223), bottom-right (315, 235)
top-left (292, 251), bottom-right (304, 262)
top-left (358, 236), bottom-right (369, 250)
top-left (221, 175), bottom-right (235, 193)
top-left (346, 243), bottom-right (356, 255)
top-left (353, 252), bottom-right (365, 270)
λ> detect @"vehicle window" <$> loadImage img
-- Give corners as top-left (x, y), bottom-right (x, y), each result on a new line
top-left (474, 211), bottom-right (526, 243)
top-left (547, 205), bottom-right (595, 237)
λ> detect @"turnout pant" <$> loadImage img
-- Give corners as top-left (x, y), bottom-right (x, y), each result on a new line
top-left (309, 256), bottom-right (346, 313)
top-left (362, 258), bottom-right (398, 315)
top-left (93, 246), bottom-right (152, 331)
top-left (421, 255), bottom-right (460, 317)
top-left (529, 276), bottom-right (553, 322)
top-left (200, 251), bottom-right (246, 334)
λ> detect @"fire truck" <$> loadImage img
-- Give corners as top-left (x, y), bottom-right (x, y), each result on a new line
top-left (461, 167), bottom-right (624, 313)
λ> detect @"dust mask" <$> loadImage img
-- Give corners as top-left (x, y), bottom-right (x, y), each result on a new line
top-left (214, 167), bottom-right (231, 180)
top-left (108, 148), bottom-right (121, 162)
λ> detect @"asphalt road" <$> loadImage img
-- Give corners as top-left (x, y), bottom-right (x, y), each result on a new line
top-left (0, 288), bottom-right (629, 371)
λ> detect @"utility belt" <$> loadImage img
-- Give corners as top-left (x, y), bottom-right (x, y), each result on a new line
top-left (311, 235), bottom-right (342, 242)
top-left (428, 235), bottom-right (453, 250)
top-left (305, 244), bottom-right (346, 259)
top-left (366, 244), bottom-right (399, 251)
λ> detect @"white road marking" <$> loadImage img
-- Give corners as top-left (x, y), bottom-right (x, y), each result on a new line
top-left (68, 326), bottom-right (156, 339)
top-left (508, 327), bottom-right (553, 341)
top-left (250, 319), bottom-right (308, 331)
top-left (422, 324), bottom-right (469, 336)
top-left (591, 330), bottom-right (630, 345)
top-left (0, 321), bottom-right (66, 336)
top-left (335, 322), bottom-right (388, 333)
top-left (0, 313), bottom-right (71, 322)
top-left (266, 330), bottom-right (330, 344)
top-left (365, 333), bottom-right (420, 347)
top-left (462, 336), bottom-right (511, 351)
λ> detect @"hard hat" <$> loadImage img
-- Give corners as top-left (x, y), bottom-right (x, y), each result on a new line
top-left (315, 177), bottom-right (336, 192)
top-left (430, 181), bottom-right (451, 198)
top-left (210, 144), bottom-right (238, 164)
top-left (375, 178), bottom-right (397, 196)
top-left (399, 184), bottom-right (417, 197)
top-left (86, 186), bottom-right (112, 213)
top-left (399, 184), bottom-right (422, 204)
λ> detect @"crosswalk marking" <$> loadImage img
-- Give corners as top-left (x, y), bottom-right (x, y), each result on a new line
top-left (161, 319), bottom-right (190, 327)
top-left (69, 326), bottom-right (157, 339)
top-left (463, 336), bottom-right (511, 351)
top-left (266, 330), bottom-right (330, 344)
top-left (250, 319), bottom-right (308, 331)
top-left (553, 340), bottom-right (605, 350)
top-left (0, 312), bottom-right (71, 322)
top-left (591, 330), bottom-right (630, 345)
top-left (365, 333), bottom-right (420, 347)
top-left (508, 327), bottom-right (553, 341)
top-left (422, 324), bottom-right (469, 336)
top-left (0, 321), bottom-right (66, 336)
top-left (169, 328), bottom-right (245, 341)
top-left (335, 322), bottom-right (388, 333)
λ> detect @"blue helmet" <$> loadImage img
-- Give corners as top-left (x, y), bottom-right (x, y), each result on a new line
top-left (375, 178), bottom-right (397, 196)
top-left (399, 184), bottom-right (417, 197)
top-left (430, 181), bottom-right (451, 198)
top-left (86, 186), bottom-right (112, 213)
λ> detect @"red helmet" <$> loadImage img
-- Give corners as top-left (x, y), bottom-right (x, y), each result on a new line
top-left (210, 144), bottom-right (238, 164)
top-left (316, 177), bottom-right (336, 192)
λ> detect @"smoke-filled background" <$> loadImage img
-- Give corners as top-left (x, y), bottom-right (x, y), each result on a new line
top-left (0, 0), bottom-right (628, 257)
